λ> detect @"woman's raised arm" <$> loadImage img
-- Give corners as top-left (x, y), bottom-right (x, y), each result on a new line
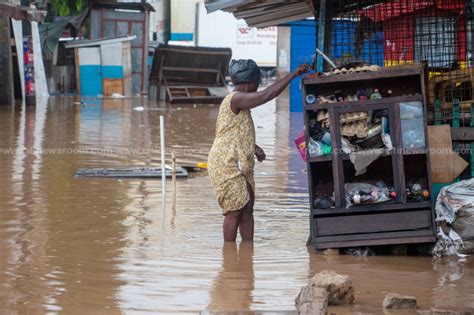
top-left (231, 64), bottom-right (310, 112)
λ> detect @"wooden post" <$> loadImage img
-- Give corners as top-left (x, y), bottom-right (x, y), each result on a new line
top-left (74, 48), bottom-right (81, 95)
top-left (471, 103), bottom-right (474, 178)
top-left (0, 18), bottom-right (14, 105)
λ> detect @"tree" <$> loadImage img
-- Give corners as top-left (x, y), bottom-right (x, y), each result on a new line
top-left (50, 0), bottom-right (87, 16)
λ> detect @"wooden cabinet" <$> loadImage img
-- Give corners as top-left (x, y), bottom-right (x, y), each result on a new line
top-left (302, 65), bottom-right (437, 249)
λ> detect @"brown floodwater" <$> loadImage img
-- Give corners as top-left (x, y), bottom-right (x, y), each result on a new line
top-left (0, 95), bottom-right (473, 314)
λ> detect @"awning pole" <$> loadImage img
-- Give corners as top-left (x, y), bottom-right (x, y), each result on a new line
top-left (161, 115), bottom-right (166, 196)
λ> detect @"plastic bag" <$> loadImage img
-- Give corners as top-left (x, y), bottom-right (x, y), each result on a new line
top-left (433, 179), bottom-right (474, 256)
top-left (345, 182), bottom-right (392, 207)
top-left (309, 138), bottom-right (323, 157)
top-left (294, 131), bottom-right (307, 162)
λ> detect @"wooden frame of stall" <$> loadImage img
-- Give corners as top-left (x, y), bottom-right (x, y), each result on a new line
top-left (149, 44), bottom-right (232, 104)
top-left (303, 64), bottom-right (437, 249)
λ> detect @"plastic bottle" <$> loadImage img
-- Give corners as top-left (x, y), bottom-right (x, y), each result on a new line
top-left (349, 191), bottom-right (378, 204)
top-left (370, 88), bottom-right (382, 99)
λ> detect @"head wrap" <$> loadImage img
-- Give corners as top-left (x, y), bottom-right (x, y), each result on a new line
top-left (228, 59), bottom-right (261, 84)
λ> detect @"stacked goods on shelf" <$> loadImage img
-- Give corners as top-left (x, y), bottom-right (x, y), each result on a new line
top-left (303, 64), bottom-right (436, 249)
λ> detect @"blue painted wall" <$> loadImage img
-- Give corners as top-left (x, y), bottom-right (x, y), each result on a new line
top-left (171, 33), bottom-right (194, 41)
top-left (80, 65), bottom-right (103, 96)
top-left (289, 19), bottom-right (384, 112)
top-left (289, 21), bottom-right (316, 113)
top-left (102, 66), bottom-right (123, 79)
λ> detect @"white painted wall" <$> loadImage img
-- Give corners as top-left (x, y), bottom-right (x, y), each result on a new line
top-left (171, 0), bottom-right (199, 42)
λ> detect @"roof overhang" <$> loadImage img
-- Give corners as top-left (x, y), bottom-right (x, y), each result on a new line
top-left (205, 0), bottom-right (315, 28)
top-left (65, 35), bottom-right (137, 49)
top-left (90, 2), bottom-right (155, 12)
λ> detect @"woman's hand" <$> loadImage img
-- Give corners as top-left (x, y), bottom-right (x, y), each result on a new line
top-left (295, 64), bottom-right (311, 76)
top-left (255, 144), bottom-right (266, 162)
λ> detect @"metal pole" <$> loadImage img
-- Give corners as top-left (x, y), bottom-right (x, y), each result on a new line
top-left (160, 115), bottom-right (166, 195)
top-left (316, 0), bottom-right (327, 72)
top-left (171, 151), bottom-right (176, 214)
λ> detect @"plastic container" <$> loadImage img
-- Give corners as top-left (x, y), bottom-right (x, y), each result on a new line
top-left (401, 118), bottom-right (425, 149)
top-left (400, 101), bottom-right (423, 119)
top-left (400, 101), bottom-right (425, 149)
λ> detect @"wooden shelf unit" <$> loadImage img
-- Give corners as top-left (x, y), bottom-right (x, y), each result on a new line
top-left (303, 65), bottom-right (437, 250)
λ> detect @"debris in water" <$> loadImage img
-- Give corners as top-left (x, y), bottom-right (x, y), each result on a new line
top-left (111, 93), bottom-right (125, 98)
top-left (74, 167), bottom-right (188, 179)
top-left (133, 106), bottom-right (145, 112)
top-left (382, 293), bottom-right (417, 309)
top-left (344, 247), bottom-right (375, 256)
top-left (295, 286), bottom-right (328, 315)
top-left (307, 270), bottom-right (355, 305)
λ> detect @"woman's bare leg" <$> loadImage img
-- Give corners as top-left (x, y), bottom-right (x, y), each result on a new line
top-left (223, 210), bottom-right (241, 242)
top-left (239, 183), bottom-right (255, 241)
top-left (239, 207), bottom-right (254, 241)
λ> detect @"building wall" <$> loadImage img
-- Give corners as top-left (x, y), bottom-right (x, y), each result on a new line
top-left (150, 0), bottom-right (170, 43)
top-left (288, 19), bottom-right (383, 112)
top-left (171, 0), bottom-right (199, 42)
top-left (277, 26), bottom-right (291, 77)
top-left (289, 20), bottom-right (316, 113)
top-left (117, 0), bottom-right (170, 43)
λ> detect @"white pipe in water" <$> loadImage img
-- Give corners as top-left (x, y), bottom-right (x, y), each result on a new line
top-left (160, 115), bottom-right (166, 195)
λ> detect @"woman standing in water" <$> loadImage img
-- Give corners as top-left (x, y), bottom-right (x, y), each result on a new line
top-left (208, 59), bottom-right (310, 242)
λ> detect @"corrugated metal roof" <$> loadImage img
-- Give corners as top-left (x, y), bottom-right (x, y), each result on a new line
top-left (64, 35), bottom-right (136, 49)
top-left (90, 2), bottom-right (155, 12)
top-left (205, 0), bottom-right (314, 28)
top-left (204, 1), bottom-right (402, 27)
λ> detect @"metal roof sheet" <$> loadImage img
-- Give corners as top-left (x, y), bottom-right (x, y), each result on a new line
top-left (204, 0), bottom-right (314, 27)
top-left (64, 35), bottom-right (136, 48)
top-left (90, 2), bottom-right (155, 12)
top-left (204, 1), bottom-right (407, 27)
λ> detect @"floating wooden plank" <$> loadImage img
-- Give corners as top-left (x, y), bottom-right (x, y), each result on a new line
top-left (74, 167), bottom-right (188, 179)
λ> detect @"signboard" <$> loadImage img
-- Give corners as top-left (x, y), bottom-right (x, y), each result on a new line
top-left (197, 3), bottom-right (277, 67)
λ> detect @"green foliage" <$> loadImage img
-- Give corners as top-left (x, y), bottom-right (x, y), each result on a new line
top-left (50, 0), bottom-right (87, 16)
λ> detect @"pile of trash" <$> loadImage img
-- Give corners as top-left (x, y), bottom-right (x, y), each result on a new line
top-left (433, 178), bottom-right (474, 257)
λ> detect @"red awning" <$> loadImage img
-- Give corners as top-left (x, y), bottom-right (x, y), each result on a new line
top-left (362, 0), bottom-right (465, 22)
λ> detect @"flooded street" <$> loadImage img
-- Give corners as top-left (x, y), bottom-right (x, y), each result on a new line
top-left (0, 94), bottom-right (473, 314)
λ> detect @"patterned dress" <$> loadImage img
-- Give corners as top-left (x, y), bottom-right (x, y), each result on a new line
top-left (208, 92), bottom-right (256, 215)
